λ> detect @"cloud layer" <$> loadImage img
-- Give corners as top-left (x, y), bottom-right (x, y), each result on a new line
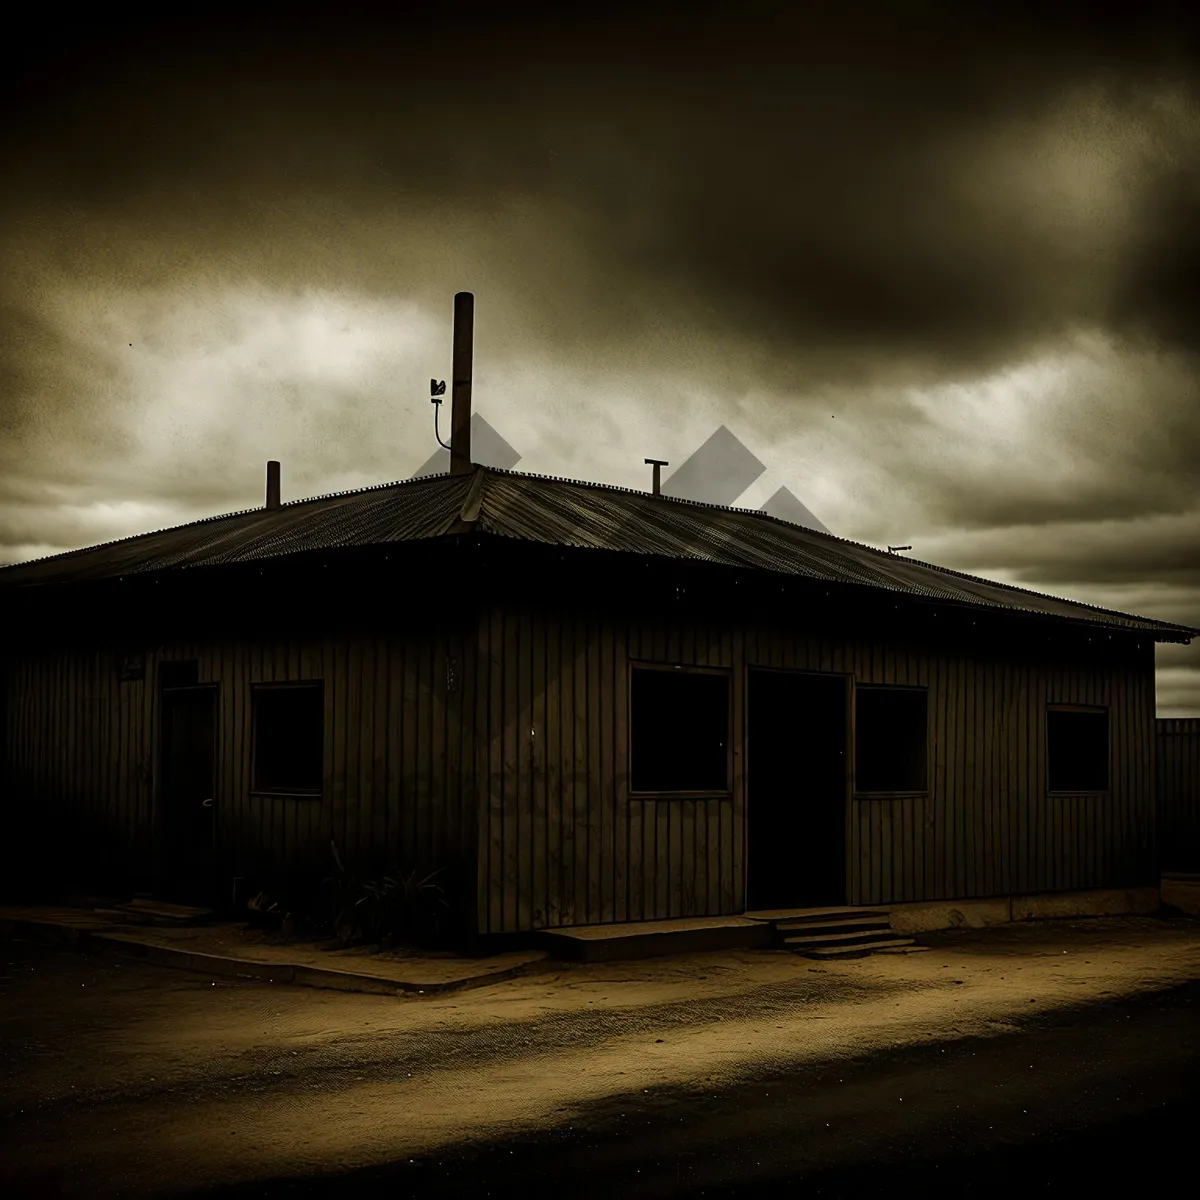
top-left (3, 3), bottom-right (1200, 709)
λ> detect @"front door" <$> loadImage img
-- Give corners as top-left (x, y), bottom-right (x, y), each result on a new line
top-left (159, 685), bottom-right (218, 906)
top-left (746, 669), bottom-right (848, 911)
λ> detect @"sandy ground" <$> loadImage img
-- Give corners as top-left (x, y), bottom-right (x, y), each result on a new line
top-left (0, 905), bottom-right (551, 987)
top-left (1, 913), bottom-right (1198, 1195)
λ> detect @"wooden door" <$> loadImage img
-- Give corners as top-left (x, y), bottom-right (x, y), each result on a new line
top-left (159, 685), bottom-right (218, 905)
top-left (747, 669), bottom-right (848, 910)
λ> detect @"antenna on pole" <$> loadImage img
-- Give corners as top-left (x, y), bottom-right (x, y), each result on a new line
top-left (430, 379), bottom-right (450, 450)
top-left (645, 458), bottom-right (669, 496)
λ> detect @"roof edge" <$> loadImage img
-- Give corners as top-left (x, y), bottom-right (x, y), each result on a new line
top-left (1, 464), bottom-right (1195, 644)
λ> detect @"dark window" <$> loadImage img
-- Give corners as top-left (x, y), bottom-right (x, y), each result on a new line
top-left (252, 683), bottom-right (324, 794)
top-left (1047, 708), bottom-right (1108, 791)
top-left (855, 685), bottom-right (927, 792)
top-left (631, 666), bottom-right (730, 793)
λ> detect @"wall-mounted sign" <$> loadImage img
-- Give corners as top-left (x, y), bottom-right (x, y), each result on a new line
top-left (118, 652), bottom-right (145, 682)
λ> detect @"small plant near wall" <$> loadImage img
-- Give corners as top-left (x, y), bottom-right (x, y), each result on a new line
top-left (319, 841), bottom-right (457, 950)
top-left (242, 845), bottom-right (460, 950)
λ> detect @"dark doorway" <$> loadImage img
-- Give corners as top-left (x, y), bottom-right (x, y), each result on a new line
top-left (159, 685), bottom-right (218, 906)
top-left (747, 669), bottom-right (848, 911)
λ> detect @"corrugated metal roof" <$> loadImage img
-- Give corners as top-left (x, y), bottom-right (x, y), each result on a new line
top-left (0, 472), bottom-right (472, 586)
top-left (1, 464), bottom-right (1195, 642)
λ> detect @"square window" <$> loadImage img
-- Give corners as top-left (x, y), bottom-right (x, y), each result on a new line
top-left (1047, 708), bottom-right (1108, 791)
top-left (855, 686), bottom-right (927, 792)
top-left (252, 683), bottom-right (324, 794)
top-left (631, 666), bottom-right (730, 793)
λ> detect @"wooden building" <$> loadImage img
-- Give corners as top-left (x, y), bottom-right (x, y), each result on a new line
top-left (2, 460), bottom-right (1196, 935)
top-left (1156, 718), bottom-right (1200, 872)
top-left (2, 295), bottom-right (1196, 935)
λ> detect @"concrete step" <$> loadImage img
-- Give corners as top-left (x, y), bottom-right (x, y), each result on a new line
top-left (538, 916), bottom-right (773, 963)
top-left (774, 915), bottom-right (892, 935)
top-left (782, 927), bottom-right (908, 949)
top-left (793, 937), bottom-right (918, 959)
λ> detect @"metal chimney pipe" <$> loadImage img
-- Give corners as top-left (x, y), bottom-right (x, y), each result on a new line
top-left (645, 458), bottom-right (669, 495)
top-left (265, 460), bottom-right (281, 509)
top-left (450, 292), bottom-right (474, 475)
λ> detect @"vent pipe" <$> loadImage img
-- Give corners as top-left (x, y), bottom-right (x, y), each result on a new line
top-left (451, 292), bottom-right (474, 475)
top-left (265, 460), bottom-right (281, 509)
top-left (645, 458), bottom-right (669, 496)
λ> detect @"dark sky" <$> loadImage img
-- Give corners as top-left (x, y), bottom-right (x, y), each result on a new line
top-left (3, 1), bottom-right (1200, 711)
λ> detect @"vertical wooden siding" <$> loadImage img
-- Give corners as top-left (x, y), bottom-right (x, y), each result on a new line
top-left (1, 627), bottom-right (477, 909)
top-left (1157, 717), bottom-right (1200, 870)
top-left (477, 603), bottom-right (1158, 934)
top-left (476, 601), bottom-right (739, 934)
top-left (3, 605), bottom-right (1158, 930)
top-left (2, 647), bottom-right (155, 884)
top-left (857, 632), bottom-right (1156, 905)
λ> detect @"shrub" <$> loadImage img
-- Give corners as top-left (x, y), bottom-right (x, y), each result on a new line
top-left (317, 841), bottom-right (457, 949)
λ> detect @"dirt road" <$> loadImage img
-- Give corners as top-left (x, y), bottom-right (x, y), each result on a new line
top-left (2, 914), bottom-right (1198, 1196)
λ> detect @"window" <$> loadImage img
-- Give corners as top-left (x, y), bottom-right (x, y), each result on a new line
top-left (630, 665), bottom-right (730, 793)
top-left (252, 682), bottom-right (324, 794)
top-left (1047, 707), bottom-right (1108, 791)
top-left (855, 685), bottom-right (927, 793)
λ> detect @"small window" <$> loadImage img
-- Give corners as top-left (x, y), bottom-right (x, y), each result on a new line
top-left (855, 685), bottom-right (927, 793)
top-left (1047, 707), bottom-right (1108, 791)
top-left (631, 665), bottom-right (730, 793)
top-left (252, 682), bottom-right (324, 794)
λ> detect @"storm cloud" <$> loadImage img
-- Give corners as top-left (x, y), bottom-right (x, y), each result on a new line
top-left (3, 2), bottom-right (1200, 708)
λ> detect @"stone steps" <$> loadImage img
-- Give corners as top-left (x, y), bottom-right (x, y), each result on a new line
top-left (747, 905), bottom-right (924, 958)
top-left (798, 936), bottom-right (921, 959)
top-left (774, 915), bottom-right (890, 935)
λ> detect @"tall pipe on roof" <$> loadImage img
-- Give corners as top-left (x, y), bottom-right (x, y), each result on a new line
top-left (265, 460), bottom-right (281, 509)
top-left (451, 292), bottom-right (473, 475)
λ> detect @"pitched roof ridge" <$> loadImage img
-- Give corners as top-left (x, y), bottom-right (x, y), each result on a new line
top-left (0, 500), bottom-right (273, 572)
top-left (0, 471), bottom-right (457, 573)
top-left (1, 462), bottom-right (1195, 638)
top-left (481, 467), bottom-right (1199, 634)
top-left (1, 463), bottom-right (796, 574)
top-left (483, 463), bottom-right (842, 530)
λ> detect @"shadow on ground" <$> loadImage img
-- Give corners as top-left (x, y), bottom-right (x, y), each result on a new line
top-left (184, 980), bottom-right (1199, 1198)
